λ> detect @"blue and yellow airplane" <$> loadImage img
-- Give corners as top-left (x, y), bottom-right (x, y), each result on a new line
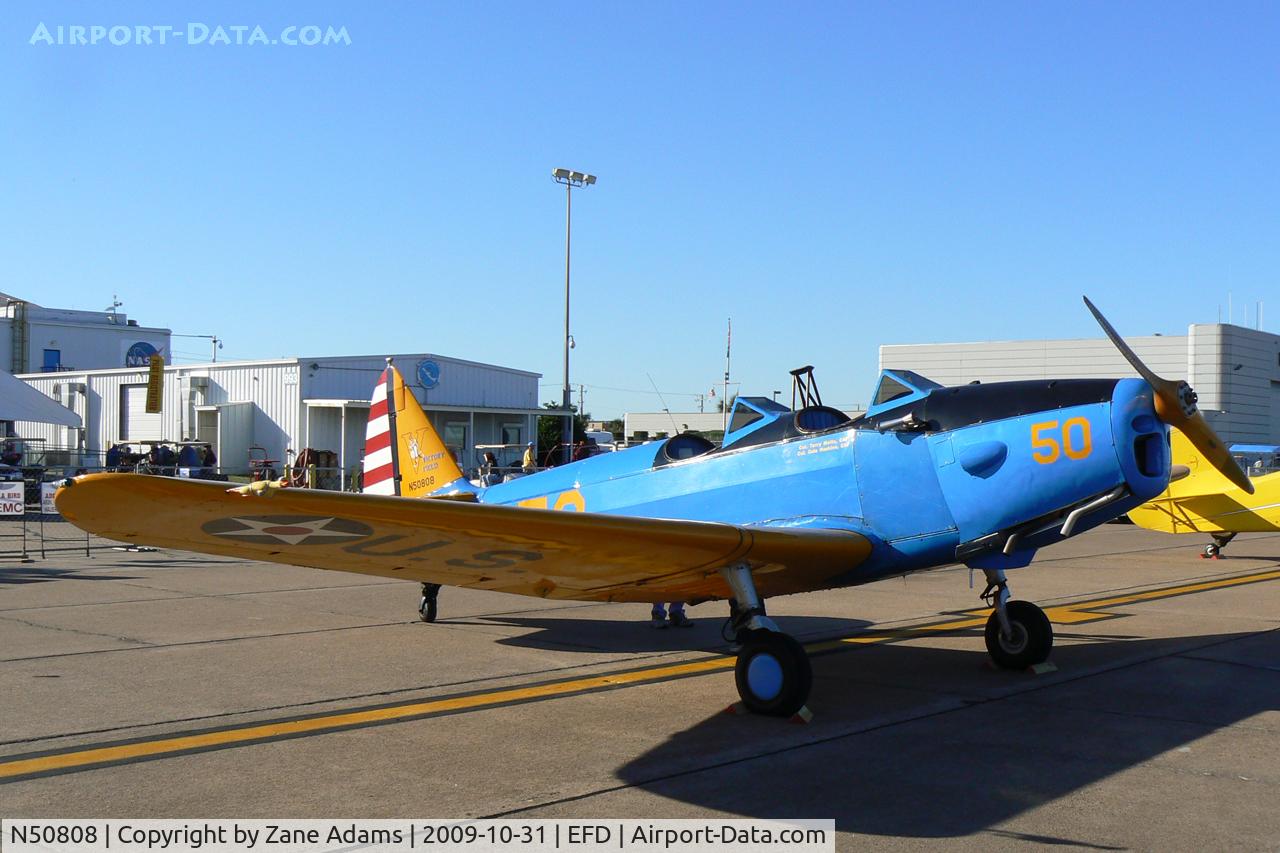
top-left (55, 299), bottom-right (1252, 717)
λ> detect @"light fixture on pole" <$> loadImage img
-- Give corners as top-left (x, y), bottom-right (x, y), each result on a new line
top-left (172, 333), bottom-right (224, 362)
top-left (551, 167), bottom-right (597, 464)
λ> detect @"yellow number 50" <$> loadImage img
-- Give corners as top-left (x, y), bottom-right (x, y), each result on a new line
top-left (1031, 418), bottom-right (1092, 464)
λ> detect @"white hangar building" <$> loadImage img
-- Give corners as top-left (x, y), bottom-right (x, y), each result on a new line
top-left (880, 322), bottom-right (1280, 445)
top-left (16, 354), bottom-right (545, 478)
top-left (1, 293), bottom-right (170, 374)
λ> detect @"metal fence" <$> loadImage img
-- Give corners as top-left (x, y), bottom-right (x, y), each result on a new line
top-left (0, 464), bottom-right (363, 562)
top-left (0, 451), bottom-right (591, 561)
top-left (0, 475), bottom-right (109, 561)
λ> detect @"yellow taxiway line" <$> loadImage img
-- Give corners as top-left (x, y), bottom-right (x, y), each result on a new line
top-left (4, 566), bottom-right (1279, 782)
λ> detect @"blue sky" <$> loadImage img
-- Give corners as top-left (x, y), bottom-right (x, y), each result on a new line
top-left (3, 2), bottom-right (1277, 418)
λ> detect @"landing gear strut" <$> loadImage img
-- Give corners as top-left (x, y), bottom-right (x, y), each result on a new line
top-left (720, 564), bottom-right (811, 716)
top-left (980, 569), bottom-right (1052, 670)
top-left (418, 583), bottom-right (441, 623)
top-left (1202, 532), bottom-right (1236, 559)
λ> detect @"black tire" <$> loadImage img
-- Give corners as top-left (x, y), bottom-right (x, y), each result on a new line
top-left (1202, 543), bottom-right (1219, 559)
top-left (733, 631), bottom-right (812, 717)
top-left (984, 600), bottom-right (1052, 669)
top-left (418, 596), bottom-right (437, 623)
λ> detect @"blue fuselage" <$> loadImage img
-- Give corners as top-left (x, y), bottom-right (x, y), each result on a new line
top-left (465, 377), bottom-right (1170, 589)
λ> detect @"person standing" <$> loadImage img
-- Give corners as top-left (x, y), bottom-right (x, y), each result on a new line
top-left (521, 441), bottom-right (537, 473)
top-left (482, 451), bottom-right (502, 486)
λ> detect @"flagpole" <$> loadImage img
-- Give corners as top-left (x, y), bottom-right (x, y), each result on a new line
top-left (721, 318), bottom-right (732, 438)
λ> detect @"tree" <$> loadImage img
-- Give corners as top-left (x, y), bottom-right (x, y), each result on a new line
top-left (537, 402), bottom-right (589, 466)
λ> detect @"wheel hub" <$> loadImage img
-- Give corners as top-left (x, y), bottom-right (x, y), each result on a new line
top-left (745, 653), bottom-right (784, 701)
top-left (999, 622), bottom-right (1029, 655)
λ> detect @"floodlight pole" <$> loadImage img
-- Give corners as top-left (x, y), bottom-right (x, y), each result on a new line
top-left (552, 168), bottom-right (596, 465)
top-left (563, 180), bottom-right (572, 465)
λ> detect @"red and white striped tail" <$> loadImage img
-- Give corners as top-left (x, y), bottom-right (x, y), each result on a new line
top-left (362, 368), bottom-right (397, 495)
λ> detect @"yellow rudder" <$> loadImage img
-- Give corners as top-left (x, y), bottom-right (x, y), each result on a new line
top-left (384, 364), bottom-right (465, 497)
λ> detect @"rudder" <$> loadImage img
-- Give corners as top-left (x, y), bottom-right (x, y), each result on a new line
top-left (362, 361), bottom-right (466, 498)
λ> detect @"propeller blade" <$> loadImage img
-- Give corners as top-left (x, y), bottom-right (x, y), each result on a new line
top-left (1083, 297), bottom-right (1254, 495)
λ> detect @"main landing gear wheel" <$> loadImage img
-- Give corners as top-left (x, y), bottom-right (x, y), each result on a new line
top-left (984, 600), bottom-right (1052, 670)
top-left (1201, 533), bottom-right (1235, 560)
top-left (733, 630), bottom-right (812, 717)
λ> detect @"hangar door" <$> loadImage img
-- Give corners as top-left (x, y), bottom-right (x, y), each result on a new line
top-left (120, 385), bottom-right (162, 440)
top-left (195, 402), bottom-right (253, 475)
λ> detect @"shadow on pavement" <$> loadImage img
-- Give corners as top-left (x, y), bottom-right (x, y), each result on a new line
top-left (468, 614), bottom-right (873, 654)
top-left (614, 628), bottom-right (1280, 839)
top-left (0, 566), bottom-right (143, 585)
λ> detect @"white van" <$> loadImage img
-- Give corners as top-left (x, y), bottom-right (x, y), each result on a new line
top-left (585, 430), bottom-right (617, 453)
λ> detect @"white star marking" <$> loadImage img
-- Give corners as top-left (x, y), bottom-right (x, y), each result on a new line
top-left (211, 517), bottom-right (365, 545)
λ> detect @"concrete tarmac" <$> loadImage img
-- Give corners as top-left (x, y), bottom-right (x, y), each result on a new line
top-left (1, 525), bottom-right (1277, 850)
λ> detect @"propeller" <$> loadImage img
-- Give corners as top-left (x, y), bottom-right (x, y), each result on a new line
top-left (1084, 296), bottom-right (1254, 495)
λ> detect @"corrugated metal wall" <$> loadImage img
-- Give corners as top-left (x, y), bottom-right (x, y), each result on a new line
top-left (12, 353), bottom-right (542, 472)
top-left (302, 354), bottom-right (538, 410)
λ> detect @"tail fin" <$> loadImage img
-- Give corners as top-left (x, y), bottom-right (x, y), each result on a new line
top-left (1163, 426), bottom-right (1241, 498)
top-left (362, 362), bottom-right (467, 498)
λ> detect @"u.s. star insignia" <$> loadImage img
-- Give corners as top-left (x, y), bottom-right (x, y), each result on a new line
top-left (201, 515), bottom-right (372, 545)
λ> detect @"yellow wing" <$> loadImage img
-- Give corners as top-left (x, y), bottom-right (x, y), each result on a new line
top-left (55, 474), bottom-right (872, 603)
top-left (1128, 428), bottom-right (1280, 534)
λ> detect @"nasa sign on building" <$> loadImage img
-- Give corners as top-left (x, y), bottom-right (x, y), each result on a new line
top-left (125, 341), bottom-right (161, 367)
top-left (1, 292), bottom-right (170, 375)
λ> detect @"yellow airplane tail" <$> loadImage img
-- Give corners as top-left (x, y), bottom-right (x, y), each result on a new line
top-left (1161, 427), bottom-right (1239, 499)
top-left (362, 361), bottom-right (467, 498)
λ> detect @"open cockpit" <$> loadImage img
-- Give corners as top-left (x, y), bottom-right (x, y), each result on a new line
top-left (647, 365), bottom-right (955, 465)
top-left (716, 366), bottom-right (857, 453)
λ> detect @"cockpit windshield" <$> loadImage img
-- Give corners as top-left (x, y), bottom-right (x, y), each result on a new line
top-left (866, 370), bottom-right (943, 418)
